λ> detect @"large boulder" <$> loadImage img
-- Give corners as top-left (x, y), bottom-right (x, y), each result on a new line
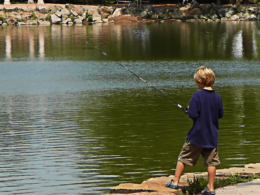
top-left (225, 8), bottom-right (236, 18)
top-left (50, 14), bottom-right (61, 24)
top-left (140, 11), bottom-right (148, 18)
top-left (60, 8), bottom-right (70, 17)
top-left (15, 14), bottom-right (22, 21)
top-left (7, 19), bottom-right (15, 25)
top-left (74, 18), bottom-right (82, 24)
top-left (17, 22), bottom-right (27, 25)
top-left (55, 11), bottom-right (62, 18)
top-left (171, 11), bottom-right (184, 19)
top-left (27, 20), bottom-right (38, 25)
top-left (247, 14), bottom-right (257, 20)
top-left (74, 7), bottom-right (84, 15)
top-left (37, 6), bottom-right (48, 14)
top-left (38, 20), bottom-right (51, 25)
top-left (62, 18), bottom-right (72, 24)
top-left (92, 9), bottom-right (103, 22)
top-left (65, 4), bottom-right (75, 10)
top-left (231, 14), bottom-right (239, 21)
top-left (111, 8), bottom-right (122, 18)
top-left (71, 9), bottom-right (78, 16)
top-left (51, 6), bottom-right (60, 14)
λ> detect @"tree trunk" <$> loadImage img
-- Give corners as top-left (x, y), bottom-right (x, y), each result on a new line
top-left (4, 0), bottom-right (11, 5)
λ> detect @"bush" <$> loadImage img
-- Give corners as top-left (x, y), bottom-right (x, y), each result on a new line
top-left (31, 11), bottom-right (37, 20)
top-left (180, 174), bottom-right (260, 195)
top-left (46, 13), bottom-right (51, 22)
top-left (70, 15), bottom-right (75, 22)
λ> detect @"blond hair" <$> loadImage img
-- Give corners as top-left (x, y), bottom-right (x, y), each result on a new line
top-left (194, 66), bottom-right (215, 87)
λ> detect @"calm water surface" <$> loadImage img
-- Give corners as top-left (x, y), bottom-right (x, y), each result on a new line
top-left (1, 22), bottom-right (260, 194)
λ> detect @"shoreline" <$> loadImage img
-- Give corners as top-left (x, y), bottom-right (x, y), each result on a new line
top-left (106, 162), bottom-right (260, 194)
top-left (1, 2), bottom-right (260, 27)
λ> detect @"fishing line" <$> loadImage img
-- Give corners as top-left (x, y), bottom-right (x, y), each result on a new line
top-left (86, 40), bottom-right (188, 114)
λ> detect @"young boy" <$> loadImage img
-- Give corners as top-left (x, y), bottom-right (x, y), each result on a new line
top-left (165, 66), bottom-right (224, 195)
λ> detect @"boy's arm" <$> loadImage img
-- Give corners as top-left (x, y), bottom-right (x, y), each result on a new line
top-left (188, 94), bottom-right (200, 119)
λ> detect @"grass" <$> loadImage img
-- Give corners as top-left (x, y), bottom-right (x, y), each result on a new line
top-left (178, 174), bottom-right (260, 195)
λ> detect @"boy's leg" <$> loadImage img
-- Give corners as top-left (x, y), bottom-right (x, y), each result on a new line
top-left (171, 141), bottom-right (201, 185)
top-left (172, 160), bottom-right (186, 185)
top-left (207, 165), bottom-right (216, 191)
top-left (201, 148), bottom-right (220, 192)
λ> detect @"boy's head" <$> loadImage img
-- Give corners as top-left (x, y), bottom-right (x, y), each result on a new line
top-left (194, 66), bottom-right (215, 87)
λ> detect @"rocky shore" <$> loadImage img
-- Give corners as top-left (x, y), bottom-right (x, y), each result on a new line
top-left (106, 162), bottom-right (260, 195)
top-left (1, 2), bottom-right (260, 26)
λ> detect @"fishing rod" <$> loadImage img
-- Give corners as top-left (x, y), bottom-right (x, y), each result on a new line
top-left (86, 41), bottom-right (189, 114)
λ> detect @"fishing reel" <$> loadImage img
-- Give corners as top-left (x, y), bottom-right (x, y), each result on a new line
top-left (177, 104), bottom-right (189, 114)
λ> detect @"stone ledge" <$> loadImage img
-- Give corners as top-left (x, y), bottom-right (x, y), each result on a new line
top-left (106, 163), bottom-right (260, 195)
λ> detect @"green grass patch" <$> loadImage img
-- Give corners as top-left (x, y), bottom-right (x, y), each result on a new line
top-left (179, 174), bottom-right (260, 195)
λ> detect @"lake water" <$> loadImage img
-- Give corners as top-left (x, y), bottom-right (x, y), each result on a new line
top-left (1, 22), bottom-right (260, 194)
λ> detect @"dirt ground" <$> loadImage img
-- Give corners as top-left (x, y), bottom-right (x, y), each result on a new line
top-left (0, 3), bottom-right (178, 11)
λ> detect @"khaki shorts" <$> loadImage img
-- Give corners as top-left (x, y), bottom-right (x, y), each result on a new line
top-left (178, 140), bottom-right (220, 166)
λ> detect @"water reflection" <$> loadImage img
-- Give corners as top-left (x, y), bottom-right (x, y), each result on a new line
top-left (2, 22), bottom-right (260, 61)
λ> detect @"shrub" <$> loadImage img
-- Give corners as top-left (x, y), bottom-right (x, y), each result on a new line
top-left (46, 14), bottom-right (51, 22)
top-left (70, 15), bottom-right (75, 22)
top-left (31, 11), bottom-right (37, 20)
top-left (180, 174), bottom-right (260, 195)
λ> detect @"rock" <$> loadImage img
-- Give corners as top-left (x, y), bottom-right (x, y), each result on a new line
top-left (17, 22), bottom-right (27, 25)
top-left (15, 15), bottom-right (22, 21)
top-left (65, 4), bottom-right (75, 10)
top-left (101, 13), bottom-right (110, 19)
top-left (247, 14), bottom-right (256, 20)
top-left (50, 14), bottom-right (61, 24)
top-left (179, 4), bottom-right (191, 11)
top-left (27, 20), bottom-right (37, 25)
top-left (92, 9), bottom-right (103, 23)
top-left (140, 11), bottom-right (148, 18)
top-left (0, 21), bottom-right (2, 25)
top-left (37, 6), bottom-right (48, 14)
top-left (82, 12), bottom-right (87, 20)
top-left (239, 12), bottom-right (244, 19)
top-left (2, 23), bottom-right (7, 26)
top-left (55, 11), bottom-right (62, 18)
top-left (73, 18), bottom-right (82, 24)
top-left (62, 18), bottom-right (72, 24)
top-left (71, 9), bottom-right (78, 16)
top-left (225, 8), bottom-right (236, 18)
top-left (200, 15), bottom-right (208, 20)
top-left (7, 19), bottom-right (15, 25)
top-left (102, 18), bottom-right (108, 23)
top-left (37, 20), bottom-right (50, 25)
top-left (231, 14), bottom-right (239, 21)
top-left (60, 8), bottom-right (70, 17)
top-left (151, 14), bottom-right (159, 19)
top-left (78, 16), bottom-right (84, 21)
top-left (210, 14), bottom-right (218, 20)
top-left (109, 176), bottom-right (187, 194)
top-left (221, 17), bottom-right (228, 21)
top-left (171, 11), bottom-right (184, 19)
top-left (51, 6), bottom-right (60, 14)
top-left (111, 8), bottom-right (122, 18)
top-left (248, 7), bottom-right (256, 13)
top-left (74, 7), bottom-right (84, 15)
